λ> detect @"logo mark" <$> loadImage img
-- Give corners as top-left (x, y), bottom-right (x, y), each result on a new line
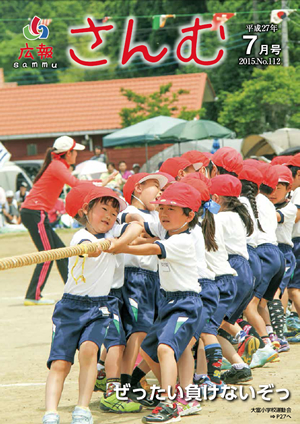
top-left (23, 16), bottom-right (49, 40)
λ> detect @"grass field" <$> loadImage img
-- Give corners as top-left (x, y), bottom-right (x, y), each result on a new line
top-left (0, 229), bottom-right (299, 424)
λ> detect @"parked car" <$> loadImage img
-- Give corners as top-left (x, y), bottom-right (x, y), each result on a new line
top-left (0, 162), bottom-right (33, 193)
top-left (14, 160), bottom-right (43, 182)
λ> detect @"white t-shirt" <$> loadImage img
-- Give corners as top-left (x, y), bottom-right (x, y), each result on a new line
top-left (276, 202), bottom-right (297, 247)
top-left (204, 218), bottom-right (237, 277)
top-left (256, 193), bottom-right (278, 245)
top-left (291, 187), bottom-right (300, 239)
top-left (146, 221), bottom-right (215, 280)
top-left (239, 196), bottom-right (258, 248)
top-left (120, 205), bottom-right (160, 272)
top-left (214, 211), bottom-right (249, 260)
top-left (64, 224), bottom-right (126, 296)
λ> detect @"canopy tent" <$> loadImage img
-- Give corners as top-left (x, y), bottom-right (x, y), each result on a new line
top-left (103, 116), bottom-right (186, 171)
top-left (159, 119), bottom-right (235, 142)
top-left (242, 128), bottom-right (300, 158)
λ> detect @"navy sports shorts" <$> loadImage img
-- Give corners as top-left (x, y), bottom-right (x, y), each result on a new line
top-left (122, 267), bottom-right (160, 337)
top-left (47, 293), bottom-right (111, 369)
top-left (205, 274), bottom-right (237, 334)
top-left (226, 255), bottom-right (254, 324)
top-left (247, 245), bottom-right (262, 291)
top-left (290, 238), bottom-right (300, 289)
top-left (104, 288), bottom-right (127, 350)
top-left (278, 244), bottom-right (296, 293)
top-left (256, 243), bottom-right (285, 301)
top-left (198, 279), bottom-right (220, 336)
top-left (141, 291), bottom-right (203, 363)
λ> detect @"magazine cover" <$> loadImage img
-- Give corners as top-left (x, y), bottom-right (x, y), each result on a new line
top-left (0, 1), bottom-right (299, 423)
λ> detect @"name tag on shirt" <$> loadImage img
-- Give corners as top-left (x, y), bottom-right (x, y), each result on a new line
top-left (161, 262), bottom-right (171, 272)
top-left (99, 306), bottom-right (110, 317)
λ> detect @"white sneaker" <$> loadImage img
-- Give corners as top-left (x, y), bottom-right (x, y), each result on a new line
top-left (24, 298), bottom-right (55, 306)
top-left (42, 412), bottom-right (60, 424)
top-left (250, 345), bottom-right (279, 368)
top-left (71, 407), bottom-right (93, 424)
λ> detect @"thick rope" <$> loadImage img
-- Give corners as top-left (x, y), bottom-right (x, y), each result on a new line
top-left (0, 240), bottom-right (111, 271)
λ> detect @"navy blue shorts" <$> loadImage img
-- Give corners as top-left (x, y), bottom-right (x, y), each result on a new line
top-left (104, 288), bottom-right (127, 350)
top-left (198, 279), bottom-right (220, 335)
top-left (247, 245), bottom-right (262, 291)
top-left (277, 244), bottom-right (296, 293)
top-left (256, 243), bottom-right (285, 301)
top-left (141, 291), bottom-right (203, 363)
top-left (226, 255), bottom-right (254, 324)
top-left (47, 293), bottom-right (111, 369)
top-left (206, 274), bottom-right (237, 334)
top-left (290, 238), bottom-right (300, 289)
top-left (122, 267), bottom-right (160, 337)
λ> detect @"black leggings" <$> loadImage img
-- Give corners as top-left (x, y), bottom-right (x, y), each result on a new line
top-left (21, 208), bottom-right (68, 300)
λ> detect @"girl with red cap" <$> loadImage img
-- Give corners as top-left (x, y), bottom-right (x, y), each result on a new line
top-left (43, 185), bottom-right (143, 424)
top-left (212, 147), bottom-right (243, 177)
top-left (255, 165), bottom-right (286, 348)
top-left (266, 165), bottom-right (297, 350)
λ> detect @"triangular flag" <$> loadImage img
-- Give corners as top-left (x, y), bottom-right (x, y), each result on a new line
top-left (211, 13), bottom-right (235, 31)
top-left (270, 9), bottom-right (295, 24)
top-left (40, 19), bottom-right (52, 26)
top-left (0, 142), bottom-right (11, 170)
top-left (152, 14), bottom-right (175, 30)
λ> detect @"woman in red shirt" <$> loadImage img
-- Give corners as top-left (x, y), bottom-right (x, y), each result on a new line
top-left (21, 136), bottom-right (86, 306)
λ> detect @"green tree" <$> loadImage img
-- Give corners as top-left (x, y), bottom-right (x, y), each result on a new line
top-left (218, 66), bottom-right (300, 137)
top-left (119, 82), bottom-right (205, 127)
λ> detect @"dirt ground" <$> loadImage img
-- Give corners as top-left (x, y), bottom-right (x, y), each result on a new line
top-left (0, 229), bottom-right (299, 424)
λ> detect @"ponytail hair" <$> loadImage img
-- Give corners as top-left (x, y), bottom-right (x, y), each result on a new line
top-left (221, 196), bottom-right (254, 237)
top-left (198, 203), bottom-right (218, 252)
top-left (240, 180), bottom-right (264, 232)
top-left (34, 147), bottom-right (67, 184)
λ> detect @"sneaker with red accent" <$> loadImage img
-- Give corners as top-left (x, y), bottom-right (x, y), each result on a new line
top-left (237, 335), bottom-right (260, 365)
top-left (176, 396), bottom-right (201, 416)
top-left (94, 368), bottom-right (106, 392)
top-left (142, 402), bottom-right (181, 423)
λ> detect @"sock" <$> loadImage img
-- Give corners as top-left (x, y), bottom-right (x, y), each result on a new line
top-left (266, 325), bottom-right (274, 335)
top-left (97, 359), bottom-right (105, 372)
top-left (238, 319), bottom-right (265, 348)
top-left (232, 363), bottom-right (249, 370)
top-left (106, 378), bottom-right (120, 395)
top-left (205, 343), bottom-right (223, 384)
top-left (268, 300), bottom-right (285, 338)
top-left (262, 336), bottom-right (271, 345)
top-left (131, 366), bottom-right (146, 387)
top-left (194, 372), bottom-right (207, 381)
top-left (235, 330), bottom-right (246, 344)
top-left (290, 311), bottom-right (299, 318)
top-left (218, 328), bottom-right (234, 343)
top-left (121, 373), bottom-right (131, 388)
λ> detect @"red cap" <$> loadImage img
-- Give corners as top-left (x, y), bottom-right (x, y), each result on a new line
top-left (123, 172), bottom-right (168, 204)
top-left (202, 152), bottom-right (213, 161)
top-left (261, 164), bottom-right (278, 189)
top-left (83, 186), bottom-right (127, 212)
top-left (159, 157), bottom-right (193, 178)
top-left (66, 183), bottom-right (96, 217)
top-left (287, 153), bottom-right (300, 168)
top-left (272, 165), bottom-right (293, 185)
top-left (239, 165), bottom-right (263, 188)
top-left (271, 156), bottom-right (293, 166)
top-left (181, 174), bottom-right (210, 202)
top-left (156, 171), bottom-right (175, 184)
top-left (213, 147), bottom-right (243, 175)
top-left (151, 182), bottom-right (202, 212)
top-left (182, 150), bottom-right (210, 169)
top-left (210, 175), bottom-right (242, 198)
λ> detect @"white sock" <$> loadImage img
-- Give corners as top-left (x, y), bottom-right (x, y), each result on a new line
top-left (194, 373), bottom-right (207, 380)
top-left (232, 363), bottom-right (249, 370)
top-left (266, 325), bottom-right (274, 335)
top-left (97, 363), bottom-right (105, 372)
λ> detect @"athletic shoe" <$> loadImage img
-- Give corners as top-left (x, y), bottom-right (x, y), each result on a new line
top-left (94, 368), bottom-right (106, 392)
top-left (128, 382), bottom-right (160, 409)
top-left (250, 345), bottom-right (279, 368)
top-left (42, 412), bottom-right (60, 424)
top-left (221, 366), bottom-right (252, 384)
top-left (100, 392), bottom-right (142, 413)
top-left (268, 334), bottom-right (281, 350)
top-left (277, 337), bottom-right (290, 353)
top-left (71, 407), bottom-right (93, 424)
top-left (237, 335), bottom-right (260, 365)
top-left (140, 376), bottom-right (152, 394)
top-left (142, 402), bottom-right (181, 423)
top-left (198, 376), bottom-right (224, 397)
top-left (221, 358), bottom-right (232, 371)
top-left (24, 298), bottom-right (55, 306)
top-left (286, 333), bottom-right (300, 343)
top-left (176, 396), bottom-right (201, 416)
top-left (286, 316), bottom-right (300, 332)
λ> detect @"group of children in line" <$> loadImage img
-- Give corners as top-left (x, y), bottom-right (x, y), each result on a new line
top-left (42, 148), bottom-right (300, 424)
